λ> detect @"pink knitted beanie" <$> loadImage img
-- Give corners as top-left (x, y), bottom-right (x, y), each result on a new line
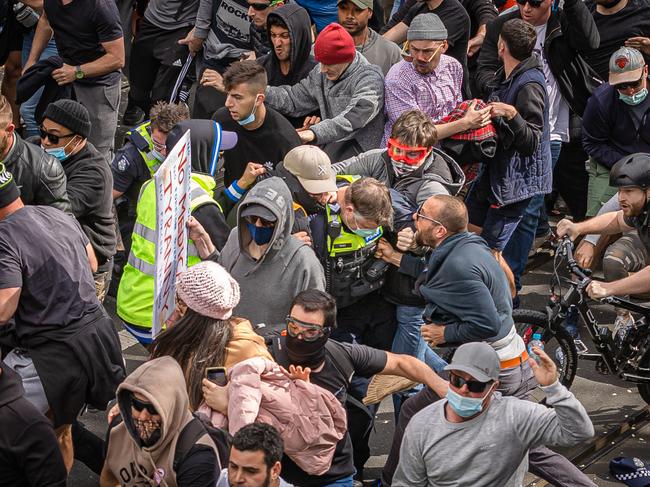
top-left (176, 262), bottom-right (240, 320)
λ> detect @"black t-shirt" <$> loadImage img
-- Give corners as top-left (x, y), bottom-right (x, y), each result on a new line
top-left (213, 106), bottom-right (301, 187)
top-left (44, 0), bottom-right (123, 86)
top-left (585, 0), bottom-right (650, 81)
top-left (403, 0), bottom-right (471, 75)
top-left (274, 338), bottom-right (387, 486)
top-left (0, 206), bottom-right (98, 339)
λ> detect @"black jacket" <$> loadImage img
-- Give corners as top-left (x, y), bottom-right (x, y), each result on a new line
top-left (4, 133), bottom-right (71, 212)
top-left (61, 142), bottom-right (116, 266)
top-left (0, 363), bottom-right (67, 487)
top-left (476, 0), bottom-right (602, 116)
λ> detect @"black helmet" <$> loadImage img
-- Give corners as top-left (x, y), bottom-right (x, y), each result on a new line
top-left (609, 153), bottom-right (650, 188)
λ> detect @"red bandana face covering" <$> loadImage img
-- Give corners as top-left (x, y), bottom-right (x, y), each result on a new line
top-left (387, 138), bottom-right (430, 165)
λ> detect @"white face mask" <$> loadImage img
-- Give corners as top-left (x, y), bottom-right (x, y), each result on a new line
top-left (391, 158), bottom-right (419, 177)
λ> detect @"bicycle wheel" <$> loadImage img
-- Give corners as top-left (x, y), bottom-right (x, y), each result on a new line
top-left (638, 350), bottom-right (650, 405)
top-left (513, 309), bottom-right (579, 389)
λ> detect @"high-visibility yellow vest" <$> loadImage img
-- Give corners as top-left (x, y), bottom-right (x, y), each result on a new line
top-left (116, 173), bottom-right (222, 329)
top-left (126, 121), bottom-right (161, 176)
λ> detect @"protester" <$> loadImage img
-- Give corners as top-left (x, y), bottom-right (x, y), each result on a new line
top-left (41, 99), bottom-right (116, 302)
top-left (25, 0), bottom-right (124, 159)
top-left (100, 357), bottom-right (222, 487)
top-left (0, 94), bottom-right (70, 212)
top-left (270, 289), bottom-right (449, 487)
top-left (0, 164), bottom-right (125, 471)
top-left (150, 261), bottom-right (274, 411)
top-left (0, 362), bottom-right (67, 487)
top-left (265, 22), bottom-right (385, 160)
top-left (338, 0), bottom-right (401, 76)
top-left (216, 423), bottom-right (294, 487)
top-left (392, 342), bottom-right (594, 486)
top-left (213, 61), bottom-right (301, 189)
top-left (248, 0), bottom-right (286, 57)
top-left (582, 47), bottom-right (650, 217)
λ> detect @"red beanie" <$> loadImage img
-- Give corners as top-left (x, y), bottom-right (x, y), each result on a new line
top-left (314, 23), bottom-right (356, 65)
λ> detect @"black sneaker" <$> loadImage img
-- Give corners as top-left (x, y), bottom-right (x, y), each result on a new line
top-left (122, 105), bottom-right (145, 126)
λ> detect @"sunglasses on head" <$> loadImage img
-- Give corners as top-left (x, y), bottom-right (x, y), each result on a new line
top-left (615, 75), bottom-right (644, 91)
top-left (449, 373), bottom-right (492, 393)
top-left (243, 215), bottom-right (275, 227)
top-left (131, 396), bottom-right (158, 415)
top-left (387, 138), bottom-right (430, 165)
top-left (285, 315), bottom-right (330, 342)
top-left (39, 126), bottom-right (75, 144)
top-left (516, 0), bottom-right (544, 7)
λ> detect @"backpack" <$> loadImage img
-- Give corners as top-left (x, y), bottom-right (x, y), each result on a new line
top-left (173, 413), bottom-right (232, 473)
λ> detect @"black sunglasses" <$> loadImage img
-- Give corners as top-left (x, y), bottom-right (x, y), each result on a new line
top-left (615, 76), bottom-right (644, 91)
top-left (449, 373), bottom-right (492, 393)
top-left (249, 2), bottom-right (272, 10)
top-left (131, 396), bottom-right (158, 415)
top-left (516, 0), bottom-right (544, 7)
top-left (39, 126), bottom-right (75, 144)
top-left (243, 215), bottom-right (275, 228)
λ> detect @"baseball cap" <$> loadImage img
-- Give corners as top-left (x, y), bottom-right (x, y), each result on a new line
top-left (337, 0), bottom-right (373, 9)
top-left (283, 145), bottom-right (337, 194)
top-left (610, 457), bottom-right (650, 487)
top-left (609, 47), bottom-right (646, 86)
top-left (240, 203), bottom-right (277, 223)
top-left (444, 342), bottom-right (500, 382)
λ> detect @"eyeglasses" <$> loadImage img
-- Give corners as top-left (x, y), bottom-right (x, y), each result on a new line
top-left (285, 315), bottom-right (330, 342)
top-left (400, 41), bottom-right (444, 63)
top-left (449, 373), bottom-right (492, 393)
top-left (515, 0), bottom-right (544, 8)
top-left (387, 138), bottom-right (430, 166)
top-left (243, 215), bottom-right (275, 228)
top-left (414, 203), bottom-right (444, 226)
top-left (131, 396), bottom-right (158, 415)
top-left (39, 126), bottom-right (75, 144)
top-left (152, 137), bottom-right (166, 152)
top-left (615, 75), bottom-right (645, 91)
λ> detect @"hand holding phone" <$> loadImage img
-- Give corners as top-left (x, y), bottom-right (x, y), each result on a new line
top-left (205, 366), bottom-right (228, 386)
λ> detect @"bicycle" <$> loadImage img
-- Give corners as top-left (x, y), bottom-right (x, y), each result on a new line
top-left (513, 236), bottom-right (650, 404)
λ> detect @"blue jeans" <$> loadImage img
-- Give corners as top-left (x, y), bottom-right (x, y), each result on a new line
top-left (321, 475), bottom-right (354, 487)
top-left (392, 305), bottom-right (448, 373)
top-left (503, 140), bottom-right (563, 295)
top-left (21, 29), bottom-right (58, 137)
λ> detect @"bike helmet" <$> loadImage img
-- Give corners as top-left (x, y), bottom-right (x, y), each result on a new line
top-left (609, 153), bottom-right (650, 188)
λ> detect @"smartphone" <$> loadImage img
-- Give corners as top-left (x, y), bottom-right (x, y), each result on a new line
top-left (205, 366), bottom-right (228, 386)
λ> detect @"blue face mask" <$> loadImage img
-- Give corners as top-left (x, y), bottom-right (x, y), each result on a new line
top-left (44, 147), bottom-right (69, 161)
top-left (619, 88), bottom-right (648, 106)
top-left (237, 95), bottom-right (261, 126)
top-left (151, 149), bottom-right (165, 162)
top-left (349, 211), bottom-right (380, 239)
top-left (246, 222), bottom-right (274, 245)
top-left (446, 385), bottom-right (494, 418)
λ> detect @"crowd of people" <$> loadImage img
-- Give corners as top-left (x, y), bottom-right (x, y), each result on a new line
top-left (1, 0), bottom-right (650, 485)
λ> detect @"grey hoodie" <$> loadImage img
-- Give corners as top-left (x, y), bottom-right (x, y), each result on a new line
top-left (219, 177), bottom-right (325, 325)
top-left (265, 52), bottom-right (385, 152)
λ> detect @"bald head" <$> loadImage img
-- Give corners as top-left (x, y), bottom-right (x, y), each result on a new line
top-left (426, 195), bottom-right (468, 234)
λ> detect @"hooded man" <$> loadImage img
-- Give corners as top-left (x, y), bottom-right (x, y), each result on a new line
top-left (218, 176), bottom-right (326, 325)
top-left (101, 356), bottom-right (222, 486)
top-left (265, 22), bottom-right (385, 161)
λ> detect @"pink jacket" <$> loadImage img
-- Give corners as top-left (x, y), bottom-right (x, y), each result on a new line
top-left (199, 357), bottom-right (347, 475)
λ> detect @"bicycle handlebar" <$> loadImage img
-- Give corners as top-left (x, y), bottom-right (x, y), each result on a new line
top-left (557, 236), bottom-right (592, 283)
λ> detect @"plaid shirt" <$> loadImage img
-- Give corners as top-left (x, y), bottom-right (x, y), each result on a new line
top-left (382, 55), bottom-right (463, 145)
top-left (440, 99), bottom-right (497, 141)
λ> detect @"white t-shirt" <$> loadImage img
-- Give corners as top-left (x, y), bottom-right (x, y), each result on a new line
top-left (533, 23), bottom-right (570, 143)
top-left (216, 468), bottom-right (294, 487)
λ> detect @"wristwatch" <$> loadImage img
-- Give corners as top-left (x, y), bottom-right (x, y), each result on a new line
top-left (75, 65), bottom-right (85, 80)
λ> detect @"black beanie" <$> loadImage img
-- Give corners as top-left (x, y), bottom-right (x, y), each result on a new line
top-left (0, 163), bottom-right (21, 208)
top-left (43, 99), bottom-right (91, 139)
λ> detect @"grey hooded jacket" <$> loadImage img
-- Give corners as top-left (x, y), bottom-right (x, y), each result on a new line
top-left (265, 52), bottom-right (385, 152)
top-left (218, 177), bottom-right (325, 325)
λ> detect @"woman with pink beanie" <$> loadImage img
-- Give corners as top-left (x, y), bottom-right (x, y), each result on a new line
top-left (150, 261), bottom-right (273, 411)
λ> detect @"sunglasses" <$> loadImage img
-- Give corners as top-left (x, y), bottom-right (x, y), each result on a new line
top-left (387, 138), bottom-right (430, 165)
top-left (39, 126), bottom-right (75, 144)
top-left (243, 215), bottom-right (275, 227)
top-left (400, 41), bottom-right (444, 63)
top-left (615, 75), bottom-right (645, 91)
top-left (414, 203), bottom-right (444, 226)
top-left (131, 396), bottom-right (158, 415)
top-left (285, 315), bottom-right (330, 342)
top-left (249, 0), bottom-right (281, 10)
top-left (516, 0), bottom-right (544, 7)
top-left (449, 373), bottom-right (492, 393)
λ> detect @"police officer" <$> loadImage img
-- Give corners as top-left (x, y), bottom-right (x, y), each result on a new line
top-left (116, 123), bottom-right (238, 346)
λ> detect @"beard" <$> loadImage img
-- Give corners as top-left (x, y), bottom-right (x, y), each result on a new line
top-left (0, 133), bottom-right (11, 156)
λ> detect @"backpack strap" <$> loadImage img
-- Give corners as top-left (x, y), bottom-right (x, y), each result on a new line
top-left (173, 418), bottom-right (208, 473)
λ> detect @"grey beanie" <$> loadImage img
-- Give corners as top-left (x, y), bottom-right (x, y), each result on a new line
top-left (43, 99), bottom-right (91, 139)
top-left (407, 13), bottom-right (448, 41)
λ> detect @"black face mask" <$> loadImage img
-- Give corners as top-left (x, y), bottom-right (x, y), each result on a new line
top-left (598, 0), bottom-right (623, 8)
top-left (285, 333), bottom-right (329, 369)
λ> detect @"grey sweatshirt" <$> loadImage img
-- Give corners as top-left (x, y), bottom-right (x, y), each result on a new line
top-left (393, 381), bottom-right (594, 487)
top-left (218, 177), bottom-right (325, 326)
top-left (265, 52), bottom-right (385, 152)
top-left (356, 29), bottom-right (402, 77)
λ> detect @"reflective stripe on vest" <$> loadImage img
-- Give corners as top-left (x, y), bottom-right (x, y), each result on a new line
top-left (127, 121), bottom-right (161, 175)
top-left (117, 173), bottom-right (220, 328)
top-left (326, 204), bottom-right (382, 257)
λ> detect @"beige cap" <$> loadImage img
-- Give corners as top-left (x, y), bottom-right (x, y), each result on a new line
top-left (283, 146), bottom-right (337, 194)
